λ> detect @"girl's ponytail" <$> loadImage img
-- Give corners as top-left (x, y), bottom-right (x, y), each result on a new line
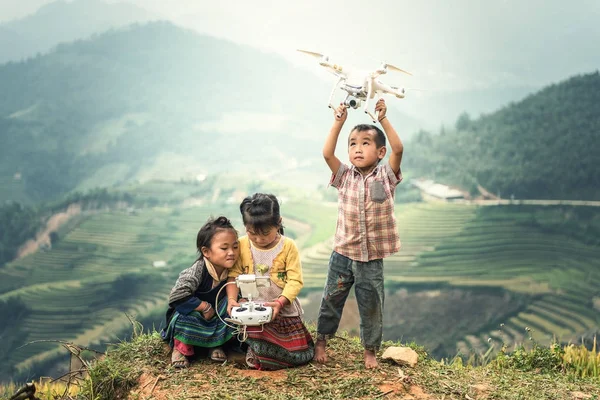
top-left (240, 193), bottom-right (284, 235)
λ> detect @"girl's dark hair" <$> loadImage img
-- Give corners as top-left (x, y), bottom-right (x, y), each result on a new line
top-left (196, 216), bottom-right (237, 255)
top-left (239, 193), bottom-right (284, 235)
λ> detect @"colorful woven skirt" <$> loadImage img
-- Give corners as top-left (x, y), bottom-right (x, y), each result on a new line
top-left (162, 298), bottom-right (234, 348)
top-left (245, 315), bottom-right (315, 370)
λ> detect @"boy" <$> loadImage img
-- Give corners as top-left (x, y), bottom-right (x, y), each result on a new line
top-left (314, 98), bottom-right (403, 369)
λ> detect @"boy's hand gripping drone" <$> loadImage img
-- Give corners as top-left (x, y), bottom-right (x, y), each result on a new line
top-left (298, 49), bottom-right (412, 123)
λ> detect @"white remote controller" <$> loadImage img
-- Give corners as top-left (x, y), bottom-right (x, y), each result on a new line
top-left (226, 274), bottom-right (273, 326)
top-left (229, 303), bottom-right (273, 326)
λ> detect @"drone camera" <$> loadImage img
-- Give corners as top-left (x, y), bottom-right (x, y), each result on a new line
top-left (344, 97), bottom-right (361, 109)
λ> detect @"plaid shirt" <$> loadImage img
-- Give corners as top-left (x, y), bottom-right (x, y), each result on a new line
top-left (330, 163), bottom-right (402, 262)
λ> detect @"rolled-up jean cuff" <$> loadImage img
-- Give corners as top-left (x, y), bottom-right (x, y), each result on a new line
top-left (316, 333), bottom-right (334, 341)
top-left (364, 345), bottom-right (379, 352)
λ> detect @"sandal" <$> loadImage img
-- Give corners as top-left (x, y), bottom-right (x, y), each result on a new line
top-left (209, 347), bottom-right (227, 363)
top-left (171, 349), bottom-right (190, 369)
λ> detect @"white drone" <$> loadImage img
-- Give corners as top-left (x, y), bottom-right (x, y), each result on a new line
top-left (298, 49), bottom-right (412, 123)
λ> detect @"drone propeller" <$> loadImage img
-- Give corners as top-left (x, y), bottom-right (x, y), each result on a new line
top-left (297, 49), bottom-right (325, 59)
top-left (384, 63), bottom-right (412, 76)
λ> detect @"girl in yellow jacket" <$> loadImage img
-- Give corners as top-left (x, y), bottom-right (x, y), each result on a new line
top-left (227, 193), bottom-right (315, 370)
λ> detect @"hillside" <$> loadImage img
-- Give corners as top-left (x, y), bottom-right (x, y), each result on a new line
top-left (406, 71), bottom-right (600, 200)
top-left (0, 21), bottom-right (338, 204)
top-left (302, 203), bottom-right (600, 358)
top-left (2, 182), bottom-right (599, 382)
top-left (0, 181), bottom-right (327, 382)
top-left (14, 329), bottom-right (598, 400)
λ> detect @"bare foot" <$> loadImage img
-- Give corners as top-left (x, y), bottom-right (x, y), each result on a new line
top-left (313, 339), bottom-right (328, 364)
top-left (364, 349), bottom-right (378, 369)
top-left (171, 348), bottom-right (190, 369)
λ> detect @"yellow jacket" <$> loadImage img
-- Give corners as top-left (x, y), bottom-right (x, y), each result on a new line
top-left (229, 236), bottom-right (304, 303)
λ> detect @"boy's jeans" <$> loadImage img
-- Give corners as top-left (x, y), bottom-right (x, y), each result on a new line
top-left (316, 251), bottom-right (384, 351)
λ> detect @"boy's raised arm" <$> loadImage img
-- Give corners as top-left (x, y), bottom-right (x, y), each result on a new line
top-left (375, 99), bottom-right (403, 175)
top-left (323, 104), bottom-right (347, 174)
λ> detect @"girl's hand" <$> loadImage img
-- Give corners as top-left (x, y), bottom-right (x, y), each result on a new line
top-left (375, 98), bottom-right (387, 121)
top-left (264, 301), bottom-right (282, 320)
top-left (201, 305), bottom-right (215, 320)
top-left (334, 103), bottom-right (347, 123)
top-left (227, 298), bottom-right (240, 315)
top-left (264, 297), bottom-right (287, 320)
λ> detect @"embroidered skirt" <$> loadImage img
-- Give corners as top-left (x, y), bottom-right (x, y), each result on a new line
top-left (162, 298), bottom-right (234, 348)
top-left (245, 315), bottom-right (315, 370)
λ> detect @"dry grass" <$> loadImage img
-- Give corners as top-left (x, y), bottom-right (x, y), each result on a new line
top-left (68, 326), bottom-right (600, 400)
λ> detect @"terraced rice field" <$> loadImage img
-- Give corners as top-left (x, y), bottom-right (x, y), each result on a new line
top-left (295, 202), bottom-right (600, 357)
top-left (0, 204), bottom-right (244, 379)
top-left (2, 200), bottom-right (599, 378)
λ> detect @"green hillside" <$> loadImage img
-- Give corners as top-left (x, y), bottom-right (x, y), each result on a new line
top-left (0, 203), bottom-right (236, 381)
top-left (0, 21), bottom-right (332, 204)
top-left (2, 192), bottom-right (599, 381)
top-left (406, 71), bottom-right (600, 200)
top-left (0, 183), bottom-right (325, 381)
top-left (300, 203), bottom-right (600, 358)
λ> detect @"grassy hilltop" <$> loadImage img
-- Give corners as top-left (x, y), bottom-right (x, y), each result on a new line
top-left (1, 181), bottom-right (599, 383)
top-left (3, 326), bottom-right (599, 400)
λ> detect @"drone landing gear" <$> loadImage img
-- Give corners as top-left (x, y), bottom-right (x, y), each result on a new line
top-left (328, 76), bottom-right (344, 112)
top-left (364, 80), bottom-right (379, 123)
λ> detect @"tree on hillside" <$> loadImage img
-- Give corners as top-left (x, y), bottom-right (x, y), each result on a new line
top-left (0, 202), bottom-right (40, 267)
top-left (455, 112), bottom-right (472, 131)
top-left (406, 72), bottom-right (600, 200)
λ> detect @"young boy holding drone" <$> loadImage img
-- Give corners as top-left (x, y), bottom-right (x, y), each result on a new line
top-left (313, 98), bottom-right (403, 369)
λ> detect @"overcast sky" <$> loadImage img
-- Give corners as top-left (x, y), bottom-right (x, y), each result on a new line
top-left (114, 1), bottom-right (600, 90)
top-left (2, 0), bottom-right (599, 121)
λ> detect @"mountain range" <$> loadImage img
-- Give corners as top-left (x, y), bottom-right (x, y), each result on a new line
top-left (0, 1), bottom-right (598, 204)
top-left (0, 0), bottom-right (156, 64)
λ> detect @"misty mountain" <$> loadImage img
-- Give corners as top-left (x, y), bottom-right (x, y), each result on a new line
top-left (406, 71), bottom-right (600, 200)
top-left (0, 0), bottom-right (156, 64)
top-left (0, 22), bottom-right (329, 203)
top-left (403, 85), bottom-right (538, 129)
top-left (0, 20), bottom-right (428, 204)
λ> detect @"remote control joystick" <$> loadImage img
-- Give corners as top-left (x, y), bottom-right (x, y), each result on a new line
top-left (229, 274), bottom-right (273, 326)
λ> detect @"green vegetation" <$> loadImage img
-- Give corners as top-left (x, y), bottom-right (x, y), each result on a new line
top-left (0, 189), bottom-right (137, 268)
top-left (0, 378), bottom-right (78, 400)
top-left (300, 203), bottom-right (600, 358)
top-left (0, 22), bottom-right (327, 204)
top-left (1, 192), bottom-right (598, 384)
top-left (11, 327), bottom-right (594, 400)
top-left (407, 71), bottom-right (600, 200)
top-left (0, 189), bottom-right (325, 382)
top-left (0, 202), bottom-right (243, 381)
top-left (284, 200), bottom-right (337, 248)
top-left (0, 202), bottom-right (40, 267)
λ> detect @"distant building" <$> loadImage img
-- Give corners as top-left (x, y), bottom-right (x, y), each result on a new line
top-left (196, 173), bottom-right (207, 182)
top-left (126, 207), bottom-right (139, 215)
top-left (411, 179), bottom-right (466, 202)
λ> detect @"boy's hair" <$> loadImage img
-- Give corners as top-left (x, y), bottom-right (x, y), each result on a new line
top-left (240, 193), bottom-right (285, 235)
top-left (196, 216), bottom-right (237, 254)
top-left (350, 124), bottom-right (386, 148)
